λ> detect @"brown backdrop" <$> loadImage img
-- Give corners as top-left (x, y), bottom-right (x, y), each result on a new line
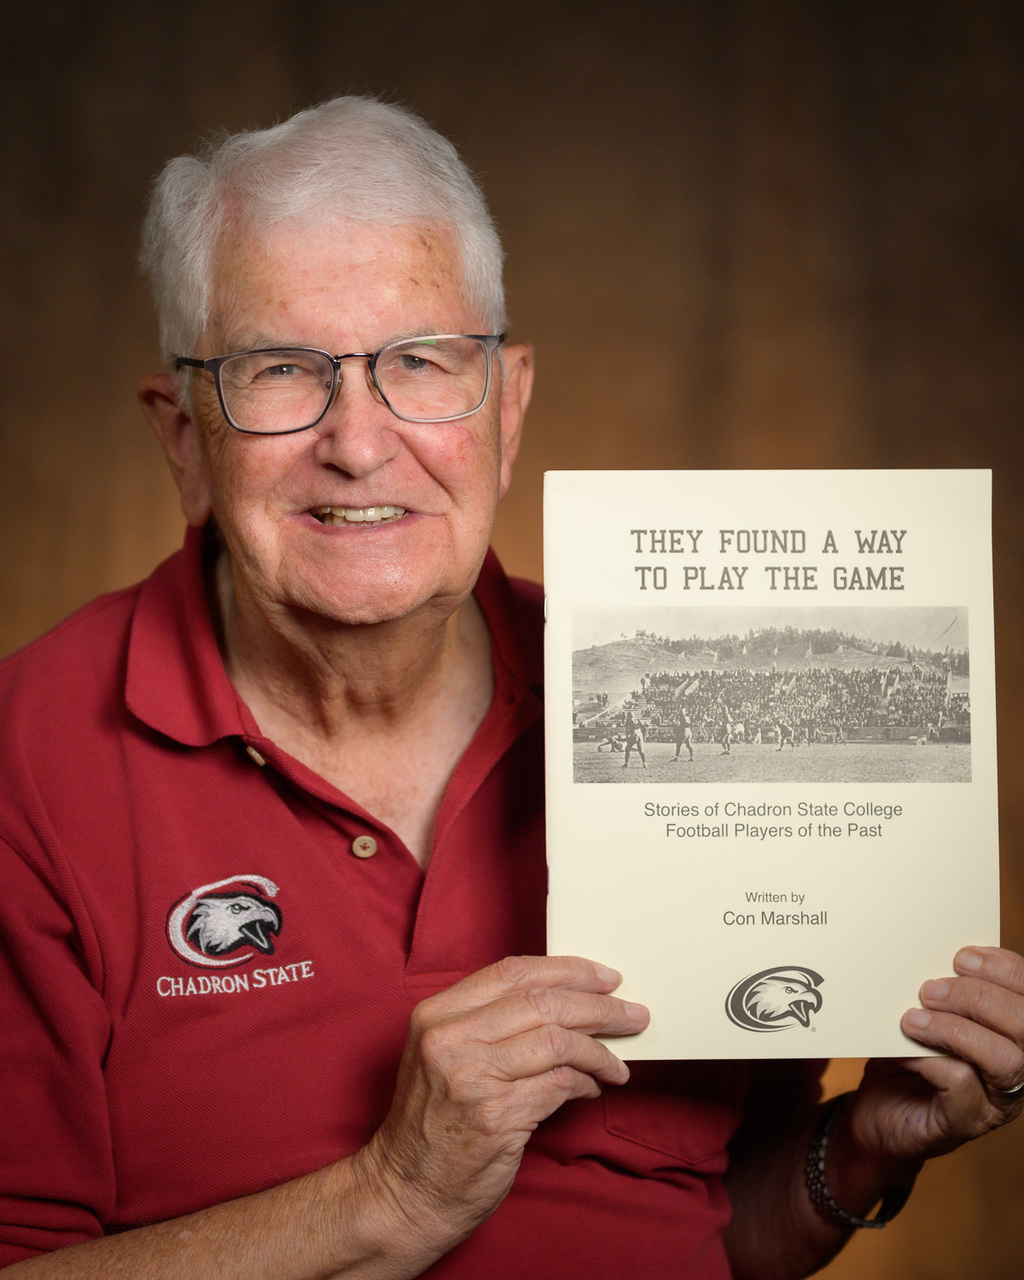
top-left (3, 2), bottom-right (1023, 1274)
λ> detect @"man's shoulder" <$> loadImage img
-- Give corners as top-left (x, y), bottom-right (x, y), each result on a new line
top-left (0, 584), bottom-right (153, 849)
top-left (0, 540), bottom-right (196, 737)
top-left (0, 584), bottom-right (143, 712)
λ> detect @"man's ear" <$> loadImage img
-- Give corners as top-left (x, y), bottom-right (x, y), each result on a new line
top-left (138, 373), bottom-right (213, 527)
top-left (497, 342), bottom-right (534, 499)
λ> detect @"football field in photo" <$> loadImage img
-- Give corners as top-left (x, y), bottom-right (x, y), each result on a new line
top-left (573, 740), bottom-right (971, 785)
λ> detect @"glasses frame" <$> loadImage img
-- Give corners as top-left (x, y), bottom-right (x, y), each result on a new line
top-left (174, 333), bottom-right (506, 435)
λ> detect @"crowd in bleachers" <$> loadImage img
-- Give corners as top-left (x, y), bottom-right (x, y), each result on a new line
top-left (580, 662), bottom-right (967, 743)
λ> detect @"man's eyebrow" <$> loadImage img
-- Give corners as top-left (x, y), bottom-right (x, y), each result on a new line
top-left (223, 332), bottom-right (305, 352)
top-left (220, 335), bottom-right (336, 355)
top-left (218, 330), bottom-right (452, 355)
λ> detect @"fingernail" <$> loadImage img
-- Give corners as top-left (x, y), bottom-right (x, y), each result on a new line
top-left (595, 964), bottom-right (622, 985)
top-left (922, 980), bottom-right (949, 1001)
top-left (905, 1008), bottom-right (932, 1029)
top-left (623, 1001), bottom-right (649, 1022)
top-left (956, 948), bottom-right (984, 971)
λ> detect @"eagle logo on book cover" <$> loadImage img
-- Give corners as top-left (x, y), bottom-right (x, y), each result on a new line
top-left (725, 966), bottom-right (824, 1032)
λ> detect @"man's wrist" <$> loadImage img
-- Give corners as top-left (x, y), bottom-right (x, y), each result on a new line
top-left (805, 1093), bottom-right (921, 1231)
top-left (347, 1134), bottom-right (479, 1274)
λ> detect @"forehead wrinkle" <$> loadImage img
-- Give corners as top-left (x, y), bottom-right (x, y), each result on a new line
top-left (206, 219), bottom-right (478, 357)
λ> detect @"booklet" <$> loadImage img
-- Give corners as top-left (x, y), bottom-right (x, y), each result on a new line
top-left (544, 470), bottom-right (998, 1058)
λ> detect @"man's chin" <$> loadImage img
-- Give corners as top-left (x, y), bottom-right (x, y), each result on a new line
top-left (293, 582), bottom-right (454, 631)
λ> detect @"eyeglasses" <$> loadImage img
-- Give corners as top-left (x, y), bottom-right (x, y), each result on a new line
top-left (174, 333), bottom-right (505, 435)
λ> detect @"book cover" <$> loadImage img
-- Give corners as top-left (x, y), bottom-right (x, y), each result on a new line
top-left (544, 470), bottom-right (998, 1058)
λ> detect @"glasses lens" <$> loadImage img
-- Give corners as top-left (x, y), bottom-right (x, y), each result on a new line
top-left (218, 350), bottom-right (334, 434)
top-left (375, 336), bottom-right (491, 422)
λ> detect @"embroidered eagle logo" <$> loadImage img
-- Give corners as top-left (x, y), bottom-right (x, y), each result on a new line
top-left (185, 893), bottom-right (282, 957)
top-left (725, 966), bottom-right (824, 1032)
top-left (167, 875), bottom-right (283, 969)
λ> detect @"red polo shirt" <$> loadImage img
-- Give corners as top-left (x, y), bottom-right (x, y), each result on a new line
top-left (0, 527), bottom-right (760, 1276)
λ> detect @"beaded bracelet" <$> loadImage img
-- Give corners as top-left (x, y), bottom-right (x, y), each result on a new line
top-left (805, 1092), bottom-right (916, 1230)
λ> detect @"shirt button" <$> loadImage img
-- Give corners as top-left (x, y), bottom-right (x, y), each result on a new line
top-left (351, 835), bottom-right (378, 859)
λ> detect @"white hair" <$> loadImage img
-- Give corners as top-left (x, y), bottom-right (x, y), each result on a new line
top-left (139, 96), bottom-right (506, 361)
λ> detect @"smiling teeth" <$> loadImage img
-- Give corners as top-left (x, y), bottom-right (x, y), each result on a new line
top-left (312, 505), bottom-right (407, 526)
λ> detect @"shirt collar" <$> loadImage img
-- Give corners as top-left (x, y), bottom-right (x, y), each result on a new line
top-left (473, 546), bottom-right (544, 695)
top-left (126, 528), bottom-right (542, 747)
top-left (126, 524), bottom-right (251, 746)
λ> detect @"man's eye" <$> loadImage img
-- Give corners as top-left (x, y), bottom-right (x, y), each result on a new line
top-left (262, 363), bottom-right (301, 377)
top-left (396, 353), bottom-right (433, 373)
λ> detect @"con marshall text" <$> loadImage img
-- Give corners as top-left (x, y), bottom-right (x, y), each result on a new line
top-left (723, 910), bottom-right (829, 926)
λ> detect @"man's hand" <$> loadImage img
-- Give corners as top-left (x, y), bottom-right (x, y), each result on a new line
top-left (843, 945), bottom-right (1024, 1179)
top-left (0, 960), bottom-right (646, 1280)
top-left (357, 955), bottom-right (649, 1256)
top-left (726, 946), bottom-right (1024, 1280)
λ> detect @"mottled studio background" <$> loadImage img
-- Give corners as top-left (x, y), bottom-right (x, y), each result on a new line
top-left (2, 2), bottom-right (1023, 1274)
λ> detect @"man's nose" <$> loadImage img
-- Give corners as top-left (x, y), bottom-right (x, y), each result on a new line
top-left (311, 360), bottom-right (402, 476)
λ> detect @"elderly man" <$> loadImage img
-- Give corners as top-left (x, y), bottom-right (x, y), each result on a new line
top-left (1, 96), bottom-right (1022, 1279)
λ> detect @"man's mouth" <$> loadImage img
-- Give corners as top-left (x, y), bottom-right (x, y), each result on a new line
top-left (310, 505), bottom-right (407, 526)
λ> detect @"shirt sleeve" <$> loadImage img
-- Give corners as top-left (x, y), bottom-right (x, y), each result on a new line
top-left (0, 835), bottom-right (115, 1263)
